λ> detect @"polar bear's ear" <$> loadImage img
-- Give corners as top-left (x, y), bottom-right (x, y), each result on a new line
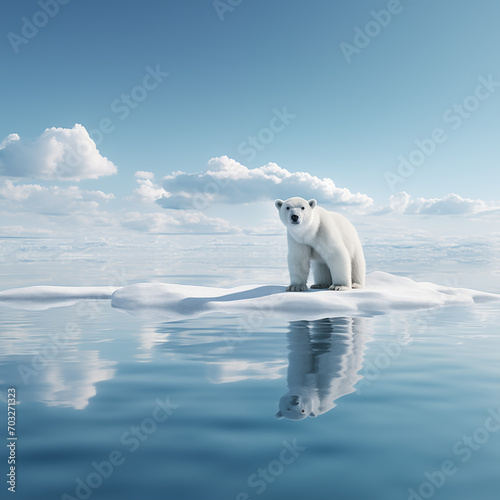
top-left (275, 410), bottom-right (284, 419)
top-left (275, 199), bottom-right (284, 210)
top-left (309, 411), bottom-right (317, 417)
top-left (308, 199), bottom-right (317, 209)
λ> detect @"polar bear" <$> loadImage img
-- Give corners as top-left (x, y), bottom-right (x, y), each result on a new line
top-left (275, 197), bottom-right (365, 291)
top-left (275, 317), bottom-right (367, 420)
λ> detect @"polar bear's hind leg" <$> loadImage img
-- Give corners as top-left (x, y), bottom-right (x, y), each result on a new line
top-left (351, 250), bottom-right (366, 288)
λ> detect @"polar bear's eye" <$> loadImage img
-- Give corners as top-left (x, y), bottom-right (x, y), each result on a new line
top-left (301, 206), bottom-right (304, 210)
top-left (286, 207), bottom-right (290, 210)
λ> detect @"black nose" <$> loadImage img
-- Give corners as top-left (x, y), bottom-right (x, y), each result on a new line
top-left (291, 214), bottom-right (299, 222)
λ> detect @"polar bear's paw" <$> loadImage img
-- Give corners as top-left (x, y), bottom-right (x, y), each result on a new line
top-left (286, 284), bottom-right (308, 292)
top-left (352, 283), bottom-right (363, 289)
top-left (310, 284), bottom-right (330, 289)
top-left (329, 285), bottom-right (350, 291)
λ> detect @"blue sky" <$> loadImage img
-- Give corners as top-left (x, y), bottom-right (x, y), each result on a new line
top-left (0, 0), bottom-right (499, 239)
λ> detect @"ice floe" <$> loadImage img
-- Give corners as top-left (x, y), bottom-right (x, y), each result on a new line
top-left (1, 272), bottom-right (498, 320)
top-left (110, 272), bottom-right (500, 321)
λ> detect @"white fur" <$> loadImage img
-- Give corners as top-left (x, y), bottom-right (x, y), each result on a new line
top-left (275, 197), bottom-right (365, 291)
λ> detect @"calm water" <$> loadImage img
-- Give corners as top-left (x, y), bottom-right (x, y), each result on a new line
top-left (1, 296), bottom-right (499, 500)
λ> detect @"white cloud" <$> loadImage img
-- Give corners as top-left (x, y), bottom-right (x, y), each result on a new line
top-left (386, 192), bottom-right (500, 216)
top-left (121, 211), bottom-right (240, 234)
top-left (155, 156), bottom-right (373, 210)
top-left (0, 134), bottom-right (20, 149)
top-left (132, 173), bottom-right (170, 203)
top-left (0, 180), bottom-right (45, 201)
top-left (0, 180), bottom-right (114, 215)
top-left (134, 171), bottom-right (155, 180)
top-left (0, 124), bottom-right (117, 181)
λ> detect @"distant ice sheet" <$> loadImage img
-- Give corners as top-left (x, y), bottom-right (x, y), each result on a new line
top-left (0, 286), bottom-right (118, 310)
top-left (1, 273), bottom-right (498, 319)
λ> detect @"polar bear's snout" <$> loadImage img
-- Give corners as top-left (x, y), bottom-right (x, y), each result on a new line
top-left (288, 206), bottom-right (304, 224)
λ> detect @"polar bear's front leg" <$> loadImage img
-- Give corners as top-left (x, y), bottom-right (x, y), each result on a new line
top-left (311, 261), bottom-right (332, 289)
top-left (287, 239), bottom-right (311, 292)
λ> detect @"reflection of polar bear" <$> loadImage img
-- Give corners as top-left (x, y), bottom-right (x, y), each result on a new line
top-left (275, 317), bottom-right (367, 420)
top-left (275, 197), bottom-right (365, 291)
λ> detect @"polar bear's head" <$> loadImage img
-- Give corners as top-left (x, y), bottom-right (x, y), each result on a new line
top-left (275, 197), bottom-right (317, 228)
top-left (275, 394), bottom-right (317, 420)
